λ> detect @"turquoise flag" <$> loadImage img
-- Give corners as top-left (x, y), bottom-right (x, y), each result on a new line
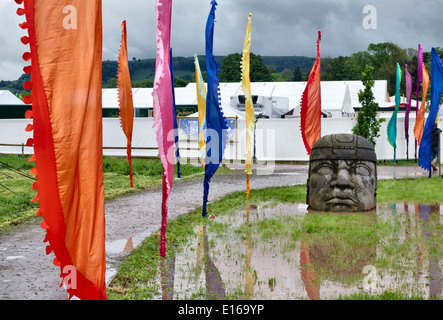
top-left (387, 63), bottom-right (402, 162)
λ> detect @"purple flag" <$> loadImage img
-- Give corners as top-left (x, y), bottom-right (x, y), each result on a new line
top-left (404, 64), bottom-right (413, 160)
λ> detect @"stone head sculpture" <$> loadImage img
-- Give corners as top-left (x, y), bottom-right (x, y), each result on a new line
top-left (307, 134), bottom-right (377, 212)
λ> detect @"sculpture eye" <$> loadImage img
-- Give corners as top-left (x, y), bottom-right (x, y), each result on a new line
top-left (353, 164), bottom-right (371, 176)
top-left (315, 164), bottom-right (335, 175)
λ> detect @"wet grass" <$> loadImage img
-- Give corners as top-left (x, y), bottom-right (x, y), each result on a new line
top-left (0, 155), bottom-right (214, 232)
top-left (338, 290), bottom-right (425, 300)
top-left (107, 178), bottom-right (443, 300)
top-left (0, 155), bottom-right (38, 230)
top-left (377, 177), bottom-right (443, 203)
top-left (1, 154), bottom-right (441, 300)
top-left (106, 185), bottom-right (306, 300)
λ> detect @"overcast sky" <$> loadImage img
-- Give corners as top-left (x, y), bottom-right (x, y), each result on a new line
top-left (0, 0), bottom-right (441, 80)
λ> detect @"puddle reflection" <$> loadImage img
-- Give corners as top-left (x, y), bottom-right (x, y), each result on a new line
top-left (158, 202), bottom-right (442, 300)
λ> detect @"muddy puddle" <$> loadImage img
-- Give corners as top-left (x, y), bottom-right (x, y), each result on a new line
top-left (153, 202), bottom-right (442, 300)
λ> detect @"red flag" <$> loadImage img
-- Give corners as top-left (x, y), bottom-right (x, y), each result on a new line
top-left (300, 31), bottom-right (322, 154)
top-left (17, 0), bottom-right (106, 299)
top-left (117, 20), bottom-right (134, 188)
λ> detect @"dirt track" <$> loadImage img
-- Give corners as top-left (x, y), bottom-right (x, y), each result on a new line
top-left (0, 164), bottom-right (429, 300)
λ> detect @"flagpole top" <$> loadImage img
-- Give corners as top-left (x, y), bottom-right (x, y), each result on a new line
top-left (248, 13), bottom-right (253, 18)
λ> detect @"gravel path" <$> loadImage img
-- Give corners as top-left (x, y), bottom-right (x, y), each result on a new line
top-left (0, 164), bottom-right (430, 300)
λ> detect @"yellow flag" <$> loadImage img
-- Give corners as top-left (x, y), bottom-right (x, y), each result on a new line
top-left (241, 13), bottom-right (255, 175)
top-left (194, 54), bottom-right (207, 158)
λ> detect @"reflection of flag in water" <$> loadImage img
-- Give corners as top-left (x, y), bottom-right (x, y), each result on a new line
top-left (419, 48), bottom-right (443, 173)
top-left (240, 13), bottom-right (255, 197)
top-left (194, 54), bottom-right (207, 161)
top-left (170, 48), bottom-right (181, 178)
top-left (153, 0), bottom-right (175, 257)
top-left (117, 20), bottom-right (134, 188)
top-left (387, 63), bottom-right (402, 162)
top-left (414, 62), bottom-right (429, 145)
top-left (202, 0), bottom-right (228, 217)
top-left (300, 242), bottom-right (320, 300)
top-left (17, 0), bottom-right (106, 299)
top-left (300, 31), bottom-right (322, 155)
top-left (404, 64), bottom-right (413, 160)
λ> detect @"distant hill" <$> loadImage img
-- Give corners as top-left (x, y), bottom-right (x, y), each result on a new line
top-left (103, 55), bottom-right (316, 84)
top-left (261, 56), bottom-right (316, 73)
top-left (1, 55), bottom-right (316, 93)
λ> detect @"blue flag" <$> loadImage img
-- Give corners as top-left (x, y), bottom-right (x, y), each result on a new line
top-left (202, 0), bottom-right (228, 217)
top-left (169, 48), bottom-right (181, 178)
top-left (419, 48), bottom-right (443, 173)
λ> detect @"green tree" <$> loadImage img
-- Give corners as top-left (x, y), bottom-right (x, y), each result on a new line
top-left (293, 66), bottom-right (303, 81)
top-left (133, 79), bottom-right (154, 88)
top-left (174, 78), bottom-right (189, 87)
top-left (280, 68), bottom-right (293, 81)
top-left (219, 52), bottom-right (272, 82)
top-left (352, 65), bottom-right (385, 147)
top-left (106, 77), bottom-right (118, 88)
top-left (323, 56), bottom-right (351, 80)
top-left (368, 42), bottom-right (410, 94)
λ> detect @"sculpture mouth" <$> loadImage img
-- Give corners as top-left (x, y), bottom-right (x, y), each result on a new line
top-left (324, 197), bottom-right (357, 206)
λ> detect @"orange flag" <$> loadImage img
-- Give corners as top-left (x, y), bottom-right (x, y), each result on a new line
top-left (17, 0), bottom-right (106, 299)
top-left (117, 20), bottom-right (134, 188)
top-left (414, 62), bottom-right (429, 145)
top-left (300, 31), bottom-right (322, 154)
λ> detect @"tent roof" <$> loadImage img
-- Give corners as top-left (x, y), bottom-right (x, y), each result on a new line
top-left (101, 80), bottom-right (389, 114)
top-left (0, 90), bottom-right (25, 105)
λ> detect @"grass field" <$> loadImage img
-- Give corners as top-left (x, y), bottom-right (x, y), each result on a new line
top-left (0, 155), bottom-right (212, 231)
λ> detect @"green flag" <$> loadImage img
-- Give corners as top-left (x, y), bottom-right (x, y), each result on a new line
top-left (387, 63), bottom-right (402, 162)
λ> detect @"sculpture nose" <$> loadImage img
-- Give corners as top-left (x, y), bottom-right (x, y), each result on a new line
top-left (331, 168), bottom-right (353, 189)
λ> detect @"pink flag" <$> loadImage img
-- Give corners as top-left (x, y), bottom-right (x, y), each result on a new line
top-left (153, 0), bottom-right (175, 258)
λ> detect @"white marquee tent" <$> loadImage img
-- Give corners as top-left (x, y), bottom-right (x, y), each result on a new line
top-left (0, 90), bottom-right (25, 105)
top-left (102, 80), bottom-right (389, 119)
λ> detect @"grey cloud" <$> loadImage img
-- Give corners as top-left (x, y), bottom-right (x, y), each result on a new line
top-left (0, 0), bottom-right (441, 81)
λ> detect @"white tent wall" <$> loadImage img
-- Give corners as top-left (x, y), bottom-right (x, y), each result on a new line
top-left (0, 118), bottom-right (160, 158)
top-left (252, 115), bottom-right (429, 162)
top-left (102, 118), bottom-right (159, 157)
top-left (1, 115), bottom-right (442, 164)
top-left (0, 119), bottom-right (34, 155)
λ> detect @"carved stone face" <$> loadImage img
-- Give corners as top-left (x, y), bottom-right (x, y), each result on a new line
top-left (307, 134), bottom-right (377, 212)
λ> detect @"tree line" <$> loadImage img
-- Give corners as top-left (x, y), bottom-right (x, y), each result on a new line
top-left (2, 42), bottom-right (441, 99)
top-left (323, 42), bottom-right (443, 98)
